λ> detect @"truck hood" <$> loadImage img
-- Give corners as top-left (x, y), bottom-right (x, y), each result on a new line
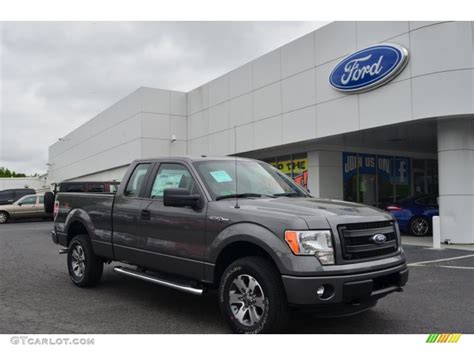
top-left (222, 196), bottom-right (393, 228)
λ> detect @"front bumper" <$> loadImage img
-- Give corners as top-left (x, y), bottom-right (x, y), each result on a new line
top-left (282, 263), bottom-right (408, 306)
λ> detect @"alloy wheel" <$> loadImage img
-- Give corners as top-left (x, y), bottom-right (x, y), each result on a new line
top-left (228, 274), bottom-right (266, 327)
top-left (71, 244), bottom-right (86, 278)
top-left (412, 218), bottom-right (429, 236)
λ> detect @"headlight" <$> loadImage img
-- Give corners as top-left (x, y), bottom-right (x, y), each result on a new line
top-left (284, 230), bottom-right (334, 265)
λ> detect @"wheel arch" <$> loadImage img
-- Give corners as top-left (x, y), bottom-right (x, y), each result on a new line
top-left (208, 223), bottom-right (290, 285)
top-left (64, 209), bottom-right (95, 246)
top-left (213, 240), bottom-right (281, 286)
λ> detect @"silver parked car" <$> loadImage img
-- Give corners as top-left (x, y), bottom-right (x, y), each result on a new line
top-left (0, 194), bottom-right (52, 224)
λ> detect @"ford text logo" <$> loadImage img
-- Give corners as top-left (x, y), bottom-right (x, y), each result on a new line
top-left (372, 234), bottom-right (387, 244)
top-left (329, 43), bottom-right (409, 93)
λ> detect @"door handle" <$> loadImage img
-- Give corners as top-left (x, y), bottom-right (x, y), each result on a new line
top-left (140, 209), bottom-right (151, 220)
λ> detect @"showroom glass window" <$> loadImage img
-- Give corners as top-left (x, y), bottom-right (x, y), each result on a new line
top-left (342, 152), bottom-right (438, 208)
top-left (263, 153), bottom-right (308, 189)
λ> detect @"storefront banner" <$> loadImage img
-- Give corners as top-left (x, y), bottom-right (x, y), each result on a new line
top-left (343, 152), bottom-right (411, 186)
top-left (393, 158), bottom-right (410, 185)
top-left (272, 158), bottom-right (307, 176)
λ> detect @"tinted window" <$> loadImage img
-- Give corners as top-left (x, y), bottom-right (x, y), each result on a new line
top-left (89, 184), bottom-right (105, 192)
top-left (15, 190), bottom-right (35, 199)
top-left (0, 191), bottom-right (15, 199)
top-left (150, 164), bottom-right (198, 198)
top-left (125, 164), bottom-right (151, 197)
top-left (19, 196), bottom-right (37, 205)
top-left (64, 184), bottom-right (85, 192)
top-left (39, 196), bottom-right (44, 204)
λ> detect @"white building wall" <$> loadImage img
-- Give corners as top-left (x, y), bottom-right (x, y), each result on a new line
top-left (186, 21), bottom-right (474, 157)
top-left (48, 87), bottom-right (187, 183)
top-left (0, 177), bottom-right (49, 192)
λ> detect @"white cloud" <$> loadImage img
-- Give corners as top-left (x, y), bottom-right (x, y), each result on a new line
top-left (0, 21), bottom-right (327, 175)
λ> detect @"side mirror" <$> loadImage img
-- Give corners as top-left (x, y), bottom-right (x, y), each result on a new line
top-left (18, 203), bottom-right (23, 206)
top-left (163, 188), bottom-right (202, 209)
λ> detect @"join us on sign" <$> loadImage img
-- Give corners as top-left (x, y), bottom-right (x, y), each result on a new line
top-left (329, 43), bottom-right (409, 93)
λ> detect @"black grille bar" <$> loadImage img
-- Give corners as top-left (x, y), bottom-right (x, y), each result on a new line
top-left (337, 220), bottom-right (398, 261)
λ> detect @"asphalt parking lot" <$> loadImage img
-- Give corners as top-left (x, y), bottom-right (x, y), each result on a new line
top-left (0, 220), bottom-right (473, 334)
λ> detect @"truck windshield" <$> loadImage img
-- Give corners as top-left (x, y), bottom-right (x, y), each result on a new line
top-left (194, 160), bottom-right (308, 201)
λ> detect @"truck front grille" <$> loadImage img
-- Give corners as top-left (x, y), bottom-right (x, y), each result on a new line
top-left (337, 220), bottom-right (398, 261)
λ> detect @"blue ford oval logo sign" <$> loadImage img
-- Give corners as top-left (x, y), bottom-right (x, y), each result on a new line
top-left (372, 234), bottom-right (387, 244)
top-left (329, 43), bottom-right (409, 93)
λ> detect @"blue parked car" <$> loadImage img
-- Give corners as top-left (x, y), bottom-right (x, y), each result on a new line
top-left (385, 194), bottom-right (439, 236)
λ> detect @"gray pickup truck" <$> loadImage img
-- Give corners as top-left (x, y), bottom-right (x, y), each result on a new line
top-left (48, 156), bottom-right (408, 333)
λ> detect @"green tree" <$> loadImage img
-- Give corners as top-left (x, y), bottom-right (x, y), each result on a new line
top-left (0, 167), bottom-right (28, 178)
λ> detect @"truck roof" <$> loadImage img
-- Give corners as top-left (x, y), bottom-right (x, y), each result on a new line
top-left (132, 155), bottom-right (259, 164)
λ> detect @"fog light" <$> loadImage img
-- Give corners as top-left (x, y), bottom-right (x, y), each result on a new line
top-left (317, 285), bottom-right (325, 297)
top-left (316, 284), bottom-right (335, 300)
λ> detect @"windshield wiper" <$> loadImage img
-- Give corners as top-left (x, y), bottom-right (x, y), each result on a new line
top-left (216, 193), bottom-right (275, 201)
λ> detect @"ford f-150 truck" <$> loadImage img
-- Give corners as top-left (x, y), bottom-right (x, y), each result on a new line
top-left (48, 156), bottom-right (408, 333)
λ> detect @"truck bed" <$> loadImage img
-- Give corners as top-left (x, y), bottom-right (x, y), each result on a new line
top-left (55, 192), bottom-right (115, 258)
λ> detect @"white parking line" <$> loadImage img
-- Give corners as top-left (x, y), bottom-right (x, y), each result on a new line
top-left (439, 265), bottom-right (474, 270)
top-left (408, 254), bottom-right (474, 267)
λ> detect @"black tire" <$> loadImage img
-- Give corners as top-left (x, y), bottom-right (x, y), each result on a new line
top-left (218, 256), bottom-right (289, 334)
top-left (67, 234), bottom-right (103, 287)
top-left (0, 211), bottom-right (8, 224)
top-left (409, 216), bottom-right (431, 236)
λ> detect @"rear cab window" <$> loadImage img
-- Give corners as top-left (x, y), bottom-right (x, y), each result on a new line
top-left (124, 163), bottom-right (151, 197)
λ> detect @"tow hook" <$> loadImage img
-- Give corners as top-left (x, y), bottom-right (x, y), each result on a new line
top-left (59, 248), bottom-right (68, 254)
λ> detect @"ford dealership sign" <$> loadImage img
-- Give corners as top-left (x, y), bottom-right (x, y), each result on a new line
top-left (329, 43), bottom-right (409, 93)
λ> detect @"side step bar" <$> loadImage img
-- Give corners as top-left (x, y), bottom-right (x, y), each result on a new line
top-left (113, 266), bottom-right (204, 296)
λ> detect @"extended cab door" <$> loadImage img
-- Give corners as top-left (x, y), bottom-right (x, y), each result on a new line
top-left (112, 162), bottom-right (154, 264)
top-left (137, 162), bottom-right (207, 280)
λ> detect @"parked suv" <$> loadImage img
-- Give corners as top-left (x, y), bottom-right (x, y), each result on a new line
top-left (0, 188), bottom-right (36, 205)
top-left (0, 194), bottom-right (52, 223)
top-left (48, 156), bottom-right (408, 333)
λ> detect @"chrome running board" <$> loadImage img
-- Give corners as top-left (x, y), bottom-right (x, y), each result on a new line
top-left (113, 266), bottom-right (204, 296)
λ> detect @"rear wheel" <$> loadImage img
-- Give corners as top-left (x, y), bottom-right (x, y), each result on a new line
top-left (0, 212), bottom-right (8, 224)
top-left (67, 234), bottom-right (103, 287)
top-left (409, 217), bottom-right (430, 236)
top-left (218, 256), bottom-right (289, 334)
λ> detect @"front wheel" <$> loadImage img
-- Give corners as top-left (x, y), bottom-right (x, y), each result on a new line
top-left (409, 217), bottom-right (431, 236)
top-left (67, 234), bottom-right (103, 287)
top-left (218, 256), bottom-right (289, 334)
top-left (0, 212), bottom-right (8, 224)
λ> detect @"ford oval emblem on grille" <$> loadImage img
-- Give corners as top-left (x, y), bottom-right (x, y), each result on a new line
top-left (372, 234), bottom-right (387, 244)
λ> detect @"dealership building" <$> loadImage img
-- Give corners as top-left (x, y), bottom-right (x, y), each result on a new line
top-left (48, 21), bottom-right (474, 244)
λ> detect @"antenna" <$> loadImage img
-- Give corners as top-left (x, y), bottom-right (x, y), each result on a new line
top-left (234, 125), bottom-right (240, 209)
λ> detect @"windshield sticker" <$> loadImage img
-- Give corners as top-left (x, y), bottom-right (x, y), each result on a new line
top-left (210, 170), bottom-right (233, 183)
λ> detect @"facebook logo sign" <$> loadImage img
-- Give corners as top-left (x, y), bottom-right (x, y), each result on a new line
top-left (393, 158), bottom-right (410, 185)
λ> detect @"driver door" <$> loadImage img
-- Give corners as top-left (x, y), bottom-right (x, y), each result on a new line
top-left (137, 162), bottom-right (207, 280)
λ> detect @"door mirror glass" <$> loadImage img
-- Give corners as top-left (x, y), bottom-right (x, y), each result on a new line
top-left (163, 188), bottom-right (201, 208)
